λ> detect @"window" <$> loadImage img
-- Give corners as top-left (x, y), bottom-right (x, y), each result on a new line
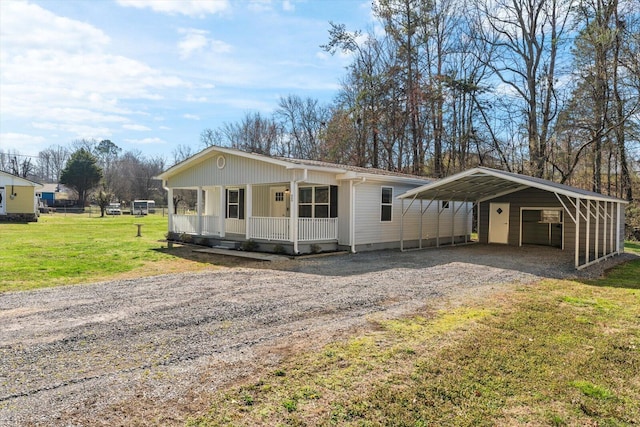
top-left (227, 189), bottom-right (239, 218)
top-left (274, 191), bottom-right (284, 202)
top-left (298, 186), bottom-right (335, 218)
top-left (441, 201), bottom-right (450, 209)
top-left (226, 189), bottom-right (245, 219)
top-left (381, 187), bottom-right (393, 222)
top-left (540, 209), bottom-right (561, 223)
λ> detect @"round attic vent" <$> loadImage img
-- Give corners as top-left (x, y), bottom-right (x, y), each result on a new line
top-left (217, 155), bottom-right (226, 169)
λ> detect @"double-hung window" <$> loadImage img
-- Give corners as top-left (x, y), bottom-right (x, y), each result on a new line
top-left (381, 187), bottom-right (393, 222)
top-left (225, 188), bottom-right (245, 219)
top-left (298, 186), bottom-right (336, 218)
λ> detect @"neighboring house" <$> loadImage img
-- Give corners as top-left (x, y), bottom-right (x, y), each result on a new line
top-left (36, 183), bottom-right (76, 208)
top-left (398, 167), bottom-right (628, 269)
top-left (156, 146), bottom-right (472, 254)
top-left (0, 171), bottom-right (42, 222)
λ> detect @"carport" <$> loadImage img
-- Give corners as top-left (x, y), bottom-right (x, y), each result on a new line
top-left (398, 167), bottom-right (627, 269)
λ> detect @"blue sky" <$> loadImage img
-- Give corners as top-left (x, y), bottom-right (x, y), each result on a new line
top-left (0, 0), bottom-right (373, 160)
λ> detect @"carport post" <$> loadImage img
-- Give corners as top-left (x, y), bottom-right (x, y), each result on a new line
top-left (419, 199), bottom-right (423, 249)
top-left (400, 198), bottom-right (404, 251)
top-left (586, 199), bottom-right (591, 264)
top-left (436, 200), bottom-right (440, 247)
top-left (610, 202), bottom-right (615, 254)
top-left (575, 197), bottom-right (580, 269)
top-left (616, 202), bottom-right (621, 253)
top-left (595, 200), bottom-right (600, 259)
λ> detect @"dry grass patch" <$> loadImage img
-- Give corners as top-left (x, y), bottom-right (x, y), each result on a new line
top-left (188, 261), bottom-right (640, 426)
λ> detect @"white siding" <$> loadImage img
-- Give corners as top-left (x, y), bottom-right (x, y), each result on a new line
top-left (168, 154), bottom-right (291, 188)
top-left (338, 182), bottom-right (351, 246)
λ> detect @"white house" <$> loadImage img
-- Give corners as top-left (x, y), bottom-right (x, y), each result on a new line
top-left (156, 146), bottom-right (472, 254)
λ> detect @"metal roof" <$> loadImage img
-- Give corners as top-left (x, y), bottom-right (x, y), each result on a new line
top-left (398, 167), bottom-right (627, 204)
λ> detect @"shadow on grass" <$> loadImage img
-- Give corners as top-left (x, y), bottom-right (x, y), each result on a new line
top-left (579, 257), bottom-right (640, 290)
top-left (152, 244), bottom-right (259, 268)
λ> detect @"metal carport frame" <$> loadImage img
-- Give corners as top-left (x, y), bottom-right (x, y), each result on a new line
top-left (398, 167), bottom-right (628, 269)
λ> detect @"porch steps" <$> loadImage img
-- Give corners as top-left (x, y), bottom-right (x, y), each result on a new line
top-left (193, 248), bottom-right (290, 262)
top-left (213, 240), bottom-right (241, 250)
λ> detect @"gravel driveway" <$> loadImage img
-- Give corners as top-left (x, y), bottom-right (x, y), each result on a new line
top-left (0, 244), bottom-right (634, 426)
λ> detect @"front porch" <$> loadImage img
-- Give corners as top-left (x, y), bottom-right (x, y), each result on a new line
top-left (167, 182), bottom-right (339, 253)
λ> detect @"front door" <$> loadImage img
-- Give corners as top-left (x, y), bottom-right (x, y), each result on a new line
top-left (270, 187), bottom-right (288, 217)
top-left (0, 187), bottom-right (5, 215)
top-left (489, 202), bottom-right (510, 244)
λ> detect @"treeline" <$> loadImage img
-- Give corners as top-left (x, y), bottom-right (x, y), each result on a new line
top-left (194, 0), bottom-right (639, 201)
top-left (0, 139), bottom-right (165, 206)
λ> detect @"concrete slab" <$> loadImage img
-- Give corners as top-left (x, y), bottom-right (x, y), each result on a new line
top-left (192, 247), bottom-right (291, 262)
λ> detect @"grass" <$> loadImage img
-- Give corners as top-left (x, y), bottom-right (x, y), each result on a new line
top-left (0, 212), bottom-right (227, 292)
top-left (188, 252), bottom-right (640, 426)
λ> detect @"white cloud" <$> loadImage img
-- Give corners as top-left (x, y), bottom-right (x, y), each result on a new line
top-left (116, 0), bottom-right (231, 17)
top-left (183, 114), bottom-right (200, 120)
top-left (0, 2), bottom-right (110, 53)
top-left (0, 2), bottom-right (192, 146)
top-left (186, 95), bottom-right (208, 102)
top-left (282, 1), bottom-right (295, 12)
top-left (123, 124), bottom-right (151, 131)
top-left (248, 0), bottom-right (273, 13)
top-left (124, 137), bottom-right (166, 145)
top-left (178, 28), bottom-right (232, 60)
top-left (0, 133), bottom-right (46, 154)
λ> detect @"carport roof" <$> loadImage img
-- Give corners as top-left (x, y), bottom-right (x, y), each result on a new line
top-left (398, 167), bottom-right (627, 204)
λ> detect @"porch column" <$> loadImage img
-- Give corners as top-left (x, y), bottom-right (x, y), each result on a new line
top-left (219, 186), bottom-right (225, 238)
top-left (196, 186), bottom-right (203, 235)
top-left (289, 180), bottom-right (299, 254)
top-left (595, 200), bottom-right (600, 259)
top-left (167, 187), bottom-right (174, 233)
top-left (245, 184), bottom-right (252, 238)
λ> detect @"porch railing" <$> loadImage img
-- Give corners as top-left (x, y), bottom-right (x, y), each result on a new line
top-left (225, 218), bottom-right (246, 234)
top-left (249, 217), bottom-right (290, 241)
top-left (201, 215), bottom-right (220, 235)
top-left (172, 214), bottom-right (220, 235)
top-left (172, 214), bottom-right (198, 234)
top-left (171, 215), bottom-right (338, 242)
top-left (298, 217), bottom-right (339, 241)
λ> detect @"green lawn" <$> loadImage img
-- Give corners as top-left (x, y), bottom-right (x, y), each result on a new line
top-left (189, 252), bottom-right (640, 426)
top-left (0, 212), bottom-right (211, 292)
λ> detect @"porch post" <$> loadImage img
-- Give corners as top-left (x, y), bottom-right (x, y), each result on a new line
top-left (219, 186), bottom-right (225, 238)
top-left (610, 202), bottom-right (615, 254)
top-left (245, 184), bottom-right (252, 238)
top-left (167, 187), bottom-right (174, 233)
top-left (290, 180), bottom-right (299, 254)
top-left (196, 187), bottom-right (203, 235)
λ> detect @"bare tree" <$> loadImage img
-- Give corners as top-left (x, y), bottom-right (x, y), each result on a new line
top-left (472, 0), bottom-right (573, 178)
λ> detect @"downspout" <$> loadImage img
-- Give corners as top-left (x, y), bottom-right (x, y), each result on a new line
top-left (291, 168), bottom-right (308, 255)
top-left (350, 177), bottom-right (366, 253)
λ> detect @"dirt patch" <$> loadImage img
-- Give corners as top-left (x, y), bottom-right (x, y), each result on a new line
top-left (0, 244), bottom-right (634, 426)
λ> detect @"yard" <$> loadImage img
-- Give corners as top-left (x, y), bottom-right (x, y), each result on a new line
top-left (0, 215), bottom-right (638, 426)
top-left (0, 212), bottom-right (243, 292)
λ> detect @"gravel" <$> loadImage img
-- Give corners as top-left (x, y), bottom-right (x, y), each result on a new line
top-left (0, 244), bottom-right (634, 426)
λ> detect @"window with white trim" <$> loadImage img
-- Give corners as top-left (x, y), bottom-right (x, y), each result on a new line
top-left (227, 189), bottom-right (239, 218)
top-left (299, 186), bottom-right (331, 218)
top-left (381, 187), bottom-right (393, 222)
